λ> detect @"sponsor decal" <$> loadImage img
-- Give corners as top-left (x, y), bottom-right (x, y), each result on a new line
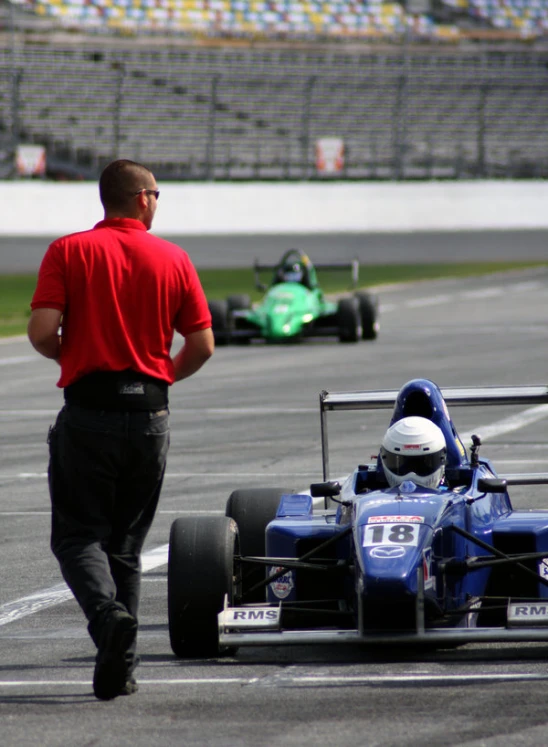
top-left (364, 522), bottom-right (421, 548)
top-left (368, 515), bottom-right (424, 524)
top-left (400, 480), bottom-right (418, 493)
top-left (423, 548), bottom-right (434, 589)
top-left (220, 607), bottom-right (280, 629)
top-left (370, 545), bottom-right (406, 559)
top-left (231, 609), bottom-right (279, 621)
top-left (538, 558), bottom-right (548, 579)
top-left (403, 444), bottom-right (421, 450)
top-left (269, 567), bottom-right (294, 600)
top-left (508, 602), bottom-right (548, 625)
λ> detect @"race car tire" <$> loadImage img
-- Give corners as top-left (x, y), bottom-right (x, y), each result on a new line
top-left (208, 299), bottom-right (231, 346)
top-left (226, 487), bottom-right (294, 603)
top-left (354, 291), bottom-right (379, 340)
top-left (337, 297), bottom-right (362, 343)
top-left (227, 294), bottom-right (253, 345)
top-left (168, 515), bottom-right (237, 658)
top-left (226, 294), bottom-right (252, 311)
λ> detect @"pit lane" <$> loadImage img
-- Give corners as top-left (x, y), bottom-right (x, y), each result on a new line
top-left (0, 246), bottom-right (548, 745)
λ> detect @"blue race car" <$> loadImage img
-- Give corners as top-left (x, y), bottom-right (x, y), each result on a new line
top-left (208, 249), bottom-right (379, 345)
top-left (167, 378), bottom-right (548, 657)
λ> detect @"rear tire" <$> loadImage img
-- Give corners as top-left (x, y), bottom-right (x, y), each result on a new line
top-left (208, 299), bottom-right (231, 346)
top-left (227, 294), bottom-right (253, 344)
top-left (168, 515), bottom-right (237, 658)
top-left (337, 297), bottom-right (361, 343)
top-left (355, 291), bottom-right (379, 340)
top-left (227, 294), bottom-right (252, 311)
top-left (226, 487), bottom-right (294, 603)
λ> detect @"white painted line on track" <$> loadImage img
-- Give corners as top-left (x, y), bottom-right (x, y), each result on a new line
top-left (0, 411), bottom-right (58, 417)
top-left (0, 408), bottom-right (314, 418)
top-left (0, 356), bottom-right (38, 366)
top-left (0, 673), bottom-right (548, 688)
top-left (406, 295), bottom-right (452, 308)
top-left (0, 336), bottom-right (28, 345)
top-left (0, 471), bottom-right (319, 480)
top-left (0, 544), bottom-right (170, 627)
top-left (508, 281), bottom-right (543, 293)
top-left (461, 403), bottom-right (548, 444)
top-left (462, 288), bottom-right (503, 299)
top-left (0, 509), bottom-right (224, 516)
top-left (379, 279), bottom-right (545, 315)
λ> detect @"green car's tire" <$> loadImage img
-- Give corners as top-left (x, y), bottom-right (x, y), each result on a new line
top-left (355, 291), bottom-right (379, 340)
top-left (337, 297), bottom-right (361, 343)
top-left (226, 487), bottom-right (294, 603)
top-left (208, 299), bottom-right (231, 345)
top-left (168, 515), bottom-right (237, 658)
top-left (227, 294), bottom-right (252, 311)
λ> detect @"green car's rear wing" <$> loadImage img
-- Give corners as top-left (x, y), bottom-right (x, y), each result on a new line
top-left (319, 385), bottom-right (548, 483)
top-left (253, 258), bottom-right (359, 290)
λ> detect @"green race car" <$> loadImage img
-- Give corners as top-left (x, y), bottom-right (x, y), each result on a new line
top-left (208, 249), bottom-right (379, 345)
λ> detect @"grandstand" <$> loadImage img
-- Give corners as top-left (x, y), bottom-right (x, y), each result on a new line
top-left (5, 0), bottom-right (548, 41)
top-left (0, 0), bottom-right (547, 180)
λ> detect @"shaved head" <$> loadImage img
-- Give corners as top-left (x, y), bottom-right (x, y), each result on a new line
top-left (99, 159), bottom-right (155, 212)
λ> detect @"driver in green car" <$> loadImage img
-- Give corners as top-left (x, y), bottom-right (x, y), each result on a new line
top-left (274, 251), bottom-right (318, 291)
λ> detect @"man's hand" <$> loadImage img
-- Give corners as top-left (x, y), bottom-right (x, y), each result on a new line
top-left (28, 308), bottom-right (63, 363)
top-left (172, 328), bottom-right (214, 382)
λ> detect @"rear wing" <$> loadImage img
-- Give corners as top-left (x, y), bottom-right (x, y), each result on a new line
top-left (319, 385), bottom-right (548, 483)
top-left (253, 258), bottom-right (359, 290)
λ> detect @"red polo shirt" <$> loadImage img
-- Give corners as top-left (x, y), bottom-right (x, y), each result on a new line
top-left (31, 218), bottom-right (212, 388)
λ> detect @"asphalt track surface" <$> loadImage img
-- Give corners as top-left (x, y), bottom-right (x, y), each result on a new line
top-left (1, 238), bottom-right (548, 745)
top-left (1, 228), bottom-right (548, 273)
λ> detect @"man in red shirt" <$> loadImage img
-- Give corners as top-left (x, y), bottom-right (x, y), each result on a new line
top-left (28, 159), bottom-right (214, 700)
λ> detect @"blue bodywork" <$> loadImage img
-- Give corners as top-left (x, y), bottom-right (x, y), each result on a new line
top-left (261, 379), bottom-right (548, 634)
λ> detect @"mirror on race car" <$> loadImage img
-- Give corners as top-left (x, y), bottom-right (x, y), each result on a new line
top-left (476, 477), bottom-right (508, 494)
top-left (310, 481), bottom-right (341, 498)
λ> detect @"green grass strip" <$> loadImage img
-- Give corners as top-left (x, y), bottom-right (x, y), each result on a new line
top-left (3, 262), bottom-right (546, 339)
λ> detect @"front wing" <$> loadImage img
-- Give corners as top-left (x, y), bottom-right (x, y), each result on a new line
top-left (218, 598), bottom-right (548, 648)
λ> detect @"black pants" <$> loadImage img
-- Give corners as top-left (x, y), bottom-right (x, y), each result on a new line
top-left (48, 404), bottom-right (170, 659)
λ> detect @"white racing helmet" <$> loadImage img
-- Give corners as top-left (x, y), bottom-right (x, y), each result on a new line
top-left (380, 416), bottom-right (447, 489)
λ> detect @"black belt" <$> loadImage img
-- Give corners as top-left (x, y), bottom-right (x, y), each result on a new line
top-left (64, 370), bottom-right (169, 411)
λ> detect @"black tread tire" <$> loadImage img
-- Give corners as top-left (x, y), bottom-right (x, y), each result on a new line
top-left (227, 294), bottom-right (252, 311)
top-left (226, 487), bottom-right (294, 603)
top-left (354, 291), bottom-right (379, 340)
top-left (208, 299), bottom-right (231, 346)
top-left (337, 297), bottom-right (361, 343)
top-left (168, 515), bottom-right (237, 658)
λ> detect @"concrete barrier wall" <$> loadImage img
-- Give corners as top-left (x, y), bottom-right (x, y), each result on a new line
top-left (2, 180), bottom-right (548, 236)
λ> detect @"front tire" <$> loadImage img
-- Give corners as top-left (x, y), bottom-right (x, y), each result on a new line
top-left (168, 515), bottom-right (237, 658)
top-left (337, 297), bottom-right (361, 343)
top-left (226, 487), bottom-right (294, 603)
top-left (355, 291), bottom-right (379, 340)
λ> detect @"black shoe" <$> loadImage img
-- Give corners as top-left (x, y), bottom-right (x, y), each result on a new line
top-left (93, 610), bottom-right (138, 701)
top-left (119, 677), bottom-right (139, 696)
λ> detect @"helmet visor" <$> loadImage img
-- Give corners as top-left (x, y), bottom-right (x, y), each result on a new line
top-left (381, 448), bottom-right (446, 477)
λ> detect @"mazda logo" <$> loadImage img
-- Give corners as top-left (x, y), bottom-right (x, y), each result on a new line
top-left (370, 545), bottom-right (406, 559)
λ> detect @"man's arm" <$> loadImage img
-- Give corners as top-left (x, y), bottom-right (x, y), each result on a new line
top-left (172, 328), bottom-right (214, 382)
top-left (27, 308), bottom-right (63, 363)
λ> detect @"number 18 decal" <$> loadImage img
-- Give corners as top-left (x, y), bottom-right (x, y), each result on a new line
top-left (363, 523), bottom-right (420, 547)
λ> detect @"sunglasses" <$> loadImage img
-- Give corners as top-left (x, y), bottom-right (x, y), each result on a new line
top-left (134, 188), bottom-right (160, 200)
